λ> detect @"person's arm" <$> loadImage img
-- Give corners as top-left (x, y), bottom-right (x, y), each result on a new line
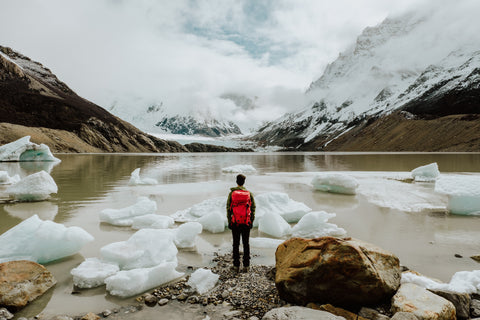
top-left (250, 192), bottom-right (256, 224)
top-left (226, 191), bottom-right (233, 227)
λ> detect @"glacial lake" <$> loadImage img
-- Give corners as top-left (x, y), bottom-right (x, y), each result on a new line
top-left (1, 152), bottom-right (480, 318)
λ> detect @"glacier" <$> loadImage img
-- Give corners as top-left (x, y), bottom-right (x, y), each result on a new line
top-left (6, 170), bottom-right (58, 201)
top-left (0, 136), bottom-right (60, 162)
top-left (0, 214), bottom-right (94, 264)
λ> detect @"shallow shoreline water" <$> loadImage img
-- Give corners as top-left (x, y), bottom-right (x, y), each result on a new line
top-left (1, 152), bottom-right (480, 319)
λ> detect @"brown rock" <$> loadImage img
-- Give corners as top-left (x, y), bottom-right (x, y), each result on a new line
top-left (358, 307), bottom-right (390, 320)
top-left (0, 260), bottom-right (56, 309)
top-left (428, 289), bottom-right (470, 319)
top-left (80, 312), bottom-right (100, 320)
top-left (310, 303), bottom-right (368, 320)
top-left (275, 237), bottom-right (401, 307)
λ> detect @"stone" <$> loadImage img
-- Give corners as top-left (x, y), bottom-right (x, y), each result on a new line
top-left (428, 289), bottom-right (470, 319)
top-left (392, 283), bottom-right (456, 320)
top-left (224, 310), bottom-right (242, 318)
top-left (158, 298), bottom-right (169, 306)
top-left (0, 260), bottom-right (57, 309)
top-left (0, 308), bottom-right (13, 320)
top-left (52, 316), bottom-right (73, 320)
top-left (390, 312), bottom-right (419, 320)
top-left (275, 237), bottom-right (401, 307)
top-left (102, 309), bottom-right (112, 317)
top-left (358, 307), bottom-right (390, 320)
top-left (80, 313), bottom-right (100, 320)
top-left (262, 306), bottom-right (347, 320)
top-left (470, 255), bottom-right (480, 263)
top-left (311, 304), bottom-right (368, 320)
top-left (143, 293), bottom-right (158, 307)
top-left (471, 299), bottom-right (480, 318)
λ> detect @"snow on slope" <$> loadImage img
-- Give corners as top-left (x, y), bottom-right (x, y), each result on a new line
top-left (252, 1), bottom-right (480, 147)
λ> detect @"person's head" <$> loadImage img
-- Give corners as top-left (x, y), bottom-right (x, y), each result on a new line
top-left (236, 174), bottom-right (246, 186)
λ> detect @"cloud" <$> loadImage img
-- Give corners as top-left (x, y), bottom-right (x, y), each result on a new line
top-left (0, 0), bottom-right (425, 132)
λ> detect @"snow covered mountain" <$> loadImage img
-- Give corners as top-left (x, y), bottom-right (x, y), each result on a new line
top-left (108, 95), bottom-right (246, 137)
top-left (251, 4), bottom-right (480, 151)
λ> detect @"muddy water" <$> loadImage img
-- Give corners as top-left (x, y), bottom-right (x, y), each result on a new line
top-left (1, 152), bottom-right (480, 318)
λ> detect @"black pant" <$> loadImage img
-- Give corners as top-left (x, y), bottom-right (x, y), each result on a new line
top-left (231, 224), bottom-right (250, 267)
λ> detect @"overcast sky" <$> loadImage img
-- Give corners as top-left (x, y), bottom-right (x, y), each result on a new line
top-left (0, 0), bottom-right (429, 131)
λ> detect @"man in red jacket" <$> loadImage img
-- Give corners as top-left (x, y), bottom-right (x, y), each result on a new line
top-left (226, 174), bottom-right (256, 273)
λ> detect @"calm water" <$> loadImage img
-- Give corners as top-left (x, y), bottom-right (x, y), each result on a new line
top-left (1, 152), bottom-right (480, 318)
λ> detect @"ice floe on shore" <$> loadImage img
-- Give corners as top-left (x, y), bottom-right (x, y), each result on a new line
top-left (0, 136), bottom-right (60, 162)
top-left (6, 171), bottom-right (58, 202)
top-left (402, 270), bottom-right (480, 294)
top-left (187, 268), bottom-right (219, 294)
top-left (221, 164), bottom-right (257, 173)
top-left (0, 215), bottom-right (94, 264)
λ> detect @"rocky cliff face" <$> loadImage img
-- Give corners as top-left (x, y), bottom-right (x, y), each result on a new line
top-left (0, 46), bottom-right (187, 153)
top-left (250, 7), bottom-right (480, 151)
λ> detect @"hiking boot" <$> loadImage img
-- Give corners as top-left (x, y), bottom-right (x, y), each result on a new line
top-left (231, 266), bottom-right (239, 273)
top-left (241, 266), bottom-right (250, 273)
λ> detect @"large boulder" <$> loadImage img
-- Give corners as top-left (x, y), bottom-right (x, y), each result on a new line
top-left (0, 260), bottom-right (56, 309)
top-left (262, 306), bottom-right (346, 320)
top-left (392, 283), bottom-right (456, 320)
top-left (275, 237), bottom-right (401, 307)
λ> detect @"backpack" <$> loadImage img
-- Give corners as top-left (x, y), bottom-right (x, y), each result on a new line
top-left (230, 190), bottom-right (252, 226)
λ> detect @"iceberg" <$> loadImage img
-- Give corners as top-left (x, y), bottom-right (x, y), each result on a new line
top-left (99, 197), bottom-right (157, 226)
top-left (0, 136), bottom-right (60, 162)
top-left (105, 262), bottom-right (183, 297)
top-left (435, 175), bottom-right (480, 215)
top-left (258, 211), bottom-right (291, 238)
top-left (171, 197), bottom-right (228, 233)
top-left (311, 173), bottom-right (359, 195)
top-left (187, 268), bottom-right (219, 294)
top-left (128, 168), bottom-right (158, 186)
top-left (221, 164), bottom-right (257, 174)
top-left (411, 162), bottom-right (440, 182)
top-left (291, 211), bottom-right (347, 238)
top-left (174, 222), bottom-right (202, 248)
top-left (0, 214), bottom-right (94, 264)
top-left (250, 237), bottom-right (284, 248)
top-left (0, 171), bottom-right (20, 185)
top-left (402, 270), bottom-right (480, 294)
top-left (100, 228), bottom-right (177, 270)
top-left (6, 170), bottom-right (58, 201)
top-left (71, 258), bottom-right (119, 289)
top-left (171, 192), bottom-right (311, 229)
top-left (254, 192), bottom-right (311, 225)
top-left (131, 214), bottom-right (174, 230)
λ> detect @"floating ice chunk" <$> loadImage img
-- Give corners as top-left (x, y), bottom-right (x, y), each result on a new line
top-left (172, 197), bottom-right (225, 222)
top-left (311, 173), bottom-right (359, 195)
top-left (128, 168), bottom-right (158, 186)
top-left (402, 270), bottom-right (480, 294)
top-left (255, 192), bottom-right (311, 225)
top-left (71, 258), bottom-right (119, 289)
top-left (221, 164), bottom-right (257, 173)
top-left (6, 170), bottom-right (58, 201)
top-left (0, 214), bottom-right (94, 264)
top-left (435, 175), bottom-right (480, 215)
top-left (291, 211), bottom-right (347, 238)
top-left (198, 211), bottom-right (226, 233)
top-left (187, 268), bottom-right (219, 294)
top-left (101, 229), bottom-right (177, 270)
top-left (0, 171), bottom-right (20, 185)
top-left (174, 222), bottom-right (202, 248)
top-left (0, 136), bottom-right (60, 162)
top-left (99, 197), bottom-right (157, 226)
top-left (105, 262), bottom-right (183, 297)
top-left (131, 214), bottom-right (174, 229)
top-left (258, 211), bottom-right (291, 238)
top-left (412, 163), bottom-right (440, 182)
top-left (250, 237), bottom-right (284, 248)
